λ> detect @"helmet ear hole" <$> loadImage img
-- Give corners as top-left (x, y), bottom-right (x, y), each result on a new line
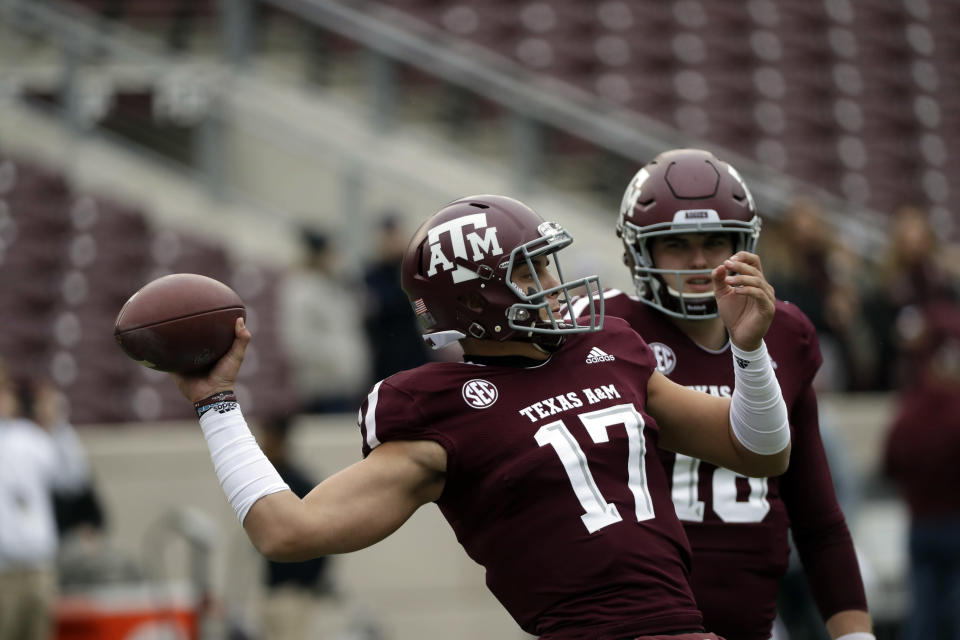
top-left (460, 293), bottom-right (486, 313)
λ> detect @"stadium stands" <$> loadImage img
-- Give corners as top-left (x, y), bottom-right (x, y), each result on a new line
top-left (8, 0), bottom-right (954, 425)
top-left (364, 0), bottom-right (958, 230)
top-left (42, 0), bottom-right (957, 239)
top-left (0, 155), bottom-right (294, 424)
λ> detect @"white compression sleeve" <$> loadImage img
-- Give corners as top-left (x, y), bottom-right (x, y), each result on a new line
top-left (199, 403), bottom-right (289, 523)
top-left (729, 340), bottom-right (790, 455)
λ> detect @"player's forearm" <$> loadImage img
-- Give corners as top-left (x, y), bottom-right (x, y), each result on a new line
top-left (195, 398), bottom-right (346, 560)
top-left (793, 524), bottom-right (869, 637)
top-left (245, 445), bottom-right (442, 560)
top-left (244, 487), bottom-right (391, 560)
top-left (728, 436), bottom-right (791, 477)
top-left (826, 609), bottom-right (873, 639)
top-left (241, 490), bottom-right (327, 561)
top-left (195, 394), bottom-right (291, 524)
top-left (196, 392), bottom-right (442, 561)
top-left (727, 340), bottom-right (790, 476)
top-left (239, 474), bottom-right (405, 561)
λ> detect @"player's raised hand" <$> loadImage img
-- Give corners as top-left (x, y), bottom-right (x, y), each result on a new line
top-left (712, 252), bottom-right (776, 351)
top-left (171, 317), bottom-right (251, 404)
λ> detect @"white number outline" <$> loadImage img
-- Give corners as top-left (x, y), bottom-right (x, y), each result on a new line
top-left (671, 453), bottom-right (771, 523)
top-left (534, 403), bottom-right (655, 533)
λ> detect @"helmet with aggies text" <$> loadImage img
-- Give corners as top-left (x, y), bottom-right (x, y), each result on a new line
top-left (617, 148), bottom-right (761, 319)
top-left (402, 195), bottom-right (604, 351)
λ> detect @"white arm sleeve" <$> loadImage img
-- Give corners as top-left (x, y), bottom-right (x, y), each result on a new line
top-left (199, 404), bottom-right (290, 523)
top-left (729, 340), bottom-right (791, 455)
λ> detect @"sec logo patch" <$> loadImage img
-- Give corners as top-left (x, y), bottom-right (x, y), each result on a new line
top-left (462, 379), bottom-right (499, 409)
top-left (649, 342), bottom-right (677, 375)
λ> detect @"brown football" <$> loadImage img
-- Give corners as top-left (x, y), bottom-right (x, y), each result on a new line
top-left (114, 273), bottom-right (245, 373)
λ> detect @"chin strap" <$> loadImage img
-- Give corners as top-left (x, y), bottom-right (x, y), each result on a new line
top-left (532, 333), bottom-right (565, 353)
top-left (423, 330), bottom-right (466, 349)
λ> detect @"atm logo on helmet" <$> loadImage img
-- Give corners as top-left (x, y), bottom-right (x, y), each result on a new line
top-left (427, 213), bottom-right (503, 283)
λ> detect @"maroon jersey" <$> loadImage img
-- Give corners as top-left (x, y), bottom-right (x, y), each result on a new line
top-left (358, 318), bottom-right (703, 639)
top-left (598, 291), bottom-right (867, 640)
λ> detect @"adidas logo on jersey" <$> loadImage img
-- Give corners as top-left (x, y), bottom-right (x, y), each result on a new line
top-left (585, 347), bottom-right (615, 363)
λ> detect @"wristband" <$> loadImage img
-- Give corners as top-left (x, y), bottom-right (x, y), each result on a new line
top-left (834, 634), bottom-right (875, 640)
top-left (199, 402), bottom-right (289, 523)
top-left (729, 340), bottom-right (790, 455)
top-left (194, 390), bottom-right (238, 418)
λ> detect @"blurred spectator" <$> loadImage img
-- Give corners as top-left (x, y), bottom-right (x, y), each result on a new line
top-left (882, 301), bottom-right (960, 640)
top-left (362, 214), bottom-right (429, 382)
top-left (765, 196), bottom-right (873, 391)
top-left (18, 380), bottom-right (107, 541)
top-left (864, 203), bottom-right (959, 390)
top-left (278, 227), bottom-right (371, 413)
top-left (0, 362), bottom-right (91, 640)
top-left (22, 379), bottom-right (117, 590)
top-left (255, 414), bottom-right (334, 640)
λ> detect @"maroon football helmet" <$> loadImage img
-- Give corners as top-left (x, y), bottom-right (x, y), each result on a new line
top-left (402, 195), bottom-right (604, 351)
top-left (617, 148), bottom-right (761, 319)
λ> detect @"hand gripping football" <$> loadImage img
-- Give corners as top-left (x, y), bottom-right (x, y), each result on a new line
top-left (114, 273), bottom-right (246, 373)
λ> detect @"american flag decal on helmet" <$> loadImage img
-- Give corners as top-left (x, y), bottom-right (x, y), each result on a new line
top-left (412, 297), bottom-right (436, 330)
